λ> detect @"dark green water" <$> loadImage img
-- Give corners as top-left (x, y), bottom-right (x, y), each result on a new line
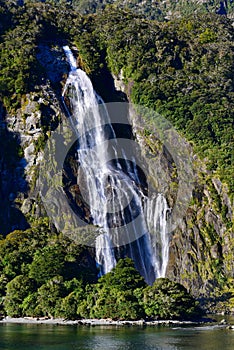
top-left (0, 323), bottom-right (234, 350)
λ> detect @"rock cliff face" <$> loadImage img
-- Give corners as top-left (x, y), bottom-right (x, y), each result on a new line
top-left (0, 44), bottom-right (233, 312)
top-left (112, 72), bottom-right (234, 312)
top-left (0, 44), bottom-right (67, 234)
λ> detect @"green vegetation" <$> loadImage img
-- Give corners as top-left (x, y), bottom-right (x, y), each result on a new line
top-left (89, 8), bottom-right (233, 192)
top-left (43, 0), bottom-right (234, 21)
top-left (143, 278), bottom-right (201, 320)
top-left (0, 229), bottom-right (201, 320)
top-left (0, 1), bottom-right (233, 318)
top-left (0, 2), bottom-right (232, 191)
top-left (0, 225), bottom-right (97, 318)
top-left (0, 0), bottom-right (82, 106)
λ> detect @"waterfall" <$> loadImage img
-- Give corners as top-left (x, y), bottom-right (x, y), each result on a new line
top-left (96, 233), bottom-right (116, 276)
top-left (62, 46), bottom-right (116, 275)
top-left (62, 46), bottom-right (170, 284)
top-left (144, 194), bottom-right (170, 278)
top-left (63, 46), bottom-right (78, 71)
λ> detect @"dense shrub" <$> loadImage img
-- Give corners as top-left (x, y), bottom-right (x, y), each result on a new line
top-left (143, 278), bottom-right (202, 320)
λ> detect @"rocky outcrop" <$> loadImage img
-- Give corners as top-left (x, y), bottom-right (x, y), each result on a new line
top-left (0, 44), bottom-right (68, 234)
top-left (111, 71), bottom-right (233, 312)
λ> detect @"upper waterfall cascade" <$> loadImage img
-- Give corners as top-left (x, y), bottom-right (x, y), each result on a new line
top-left (62, 46), bottom-right (170, 284)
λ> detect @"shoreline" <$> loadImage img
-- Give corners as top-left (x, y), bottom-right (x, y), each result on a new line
top-left (0, 316), bottom-right (217, 327)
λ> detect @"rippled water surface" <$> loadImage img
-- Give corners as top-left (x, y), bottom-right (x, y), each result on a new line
top-left (0, 321), bottom-right (234, 350)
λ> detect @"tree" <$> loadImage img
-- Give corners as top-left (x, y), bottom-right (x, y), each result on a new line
top-left (59, 278), bottom-right (86, 319)
top-left (29, 245), bottom-right (65, 285)
top-left (36, 276), bottom-right (66, 317)
top-left (97, 258), bottom-right (147, 291)
top-left (4, 275), bottom-right (35, 317)
top-left (143, 278), bottom-right (202, 320)
top-left (88, 258), bottom-right (146, 320)
top-left (91, 285), bottom-right (145, 320)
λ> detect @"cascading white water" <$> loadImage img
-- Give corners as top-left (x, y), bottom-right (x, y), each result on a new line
top-left (63, 46), bottom-right (170, 283)
top-left (144, 194), bottom-right (170, 278)
top-left (62, 46), bottom-right (116, 275)
top-left (63, 46), bottom-right (77, 71)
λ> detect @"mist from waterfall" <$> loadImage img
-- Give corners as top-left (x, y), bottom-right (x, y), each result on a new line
top-left (62, 46), bottom-right (170, 284)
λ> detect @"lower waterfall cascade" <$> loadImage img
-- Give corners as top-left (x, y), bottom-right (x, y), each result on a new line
top-left (62, 46), bottom-right (170, 284)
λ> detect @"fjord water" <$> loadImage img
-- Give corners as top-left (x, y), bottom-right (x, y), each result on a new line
top-left (62, 46), bottom-right (170, 283)
top-left (0, 323), bottom-right (233, 350)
